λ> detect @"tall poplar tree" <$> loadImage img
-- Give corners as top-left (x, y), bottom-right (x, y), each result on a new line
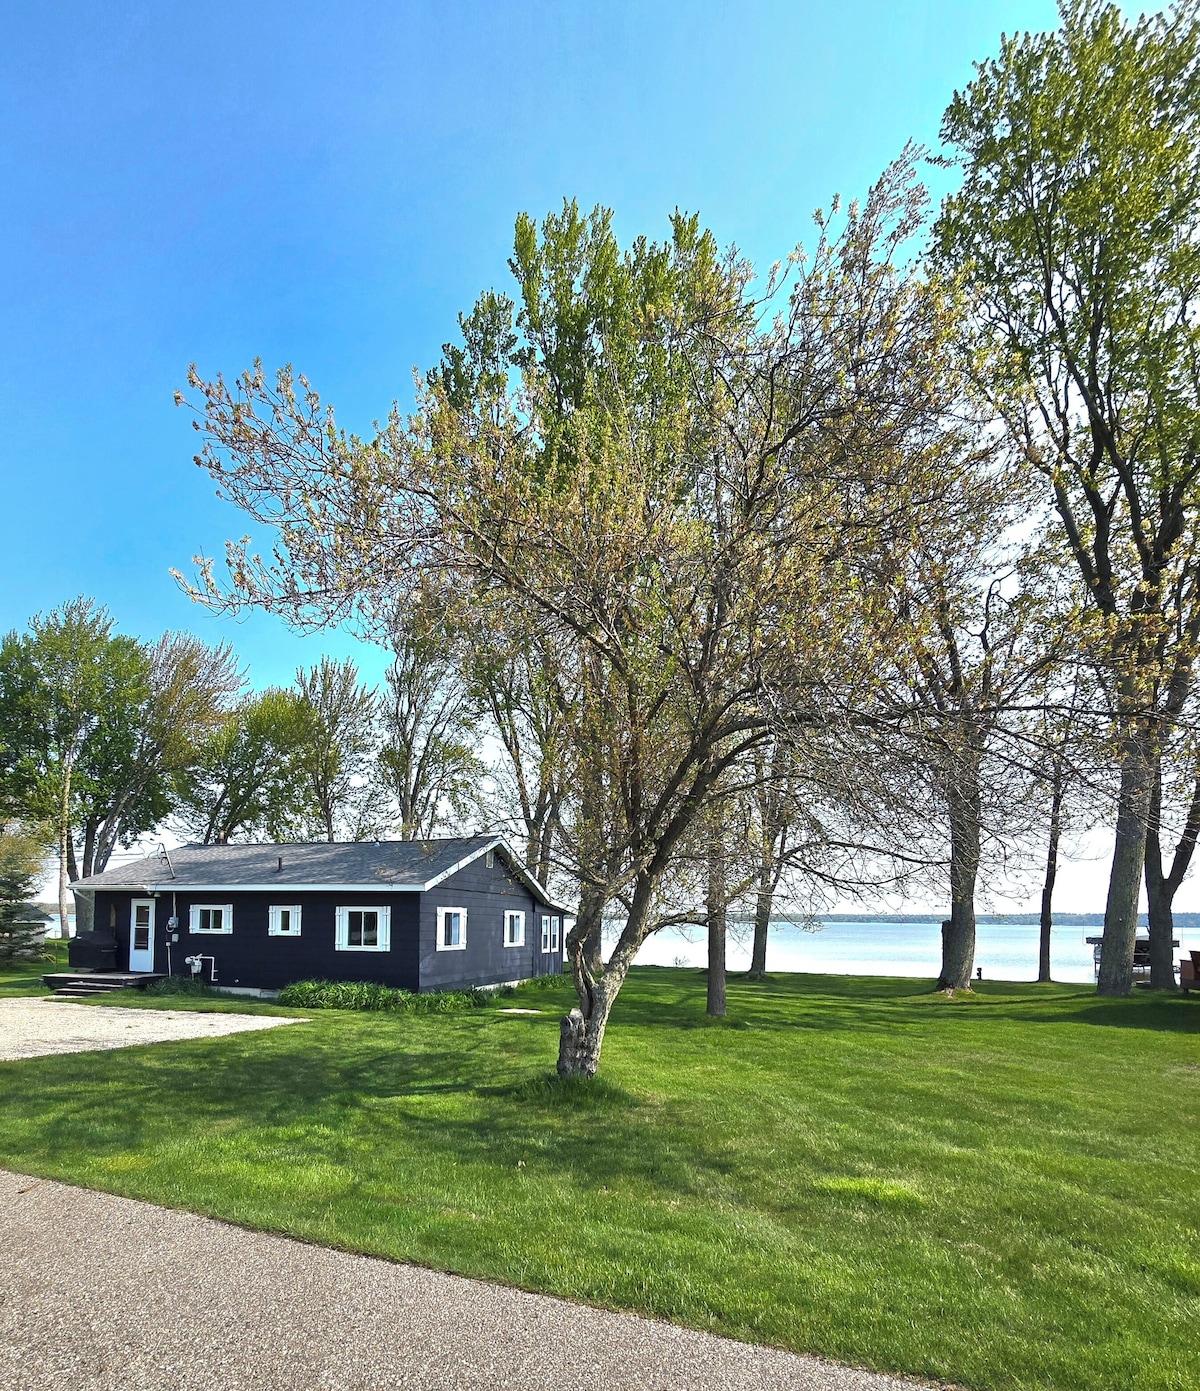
top-left (936, 1), bottom-right (1200, 993)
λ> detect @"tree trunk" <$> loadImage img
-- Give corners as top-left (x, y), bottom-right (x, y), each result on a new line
top-left (558, 885), bottom-right (611, 1074)
top-left (558, 979), bottom-right (619, 1078)
top-left (1144, 864), bottom-right (1173, 989)
top-left (56, 758), bottom-right (74, 941)
top-left (707, 831), bottom-right (727, 1018)
top-left (579, 885), bottom-right (605, 976)
top-left (1144, 760), bottom-right (1172, 990)
top-left (937, 742), bottom-right (981, 991)
top-left (747, 874), bottom-right (771, 980)
top-left (1143, 762), bottom-right (1200, 991)
top-left (1098, 725), bottom-right (1155, 996)
top-left (558, 863), bottom-right (666, 1077)
top-left (73, 888), bottom-right (95, 936)
top-left (558, 917), bottom-right (628, 1077)
top-left (81, 819), bottom-right (97, 880)
top-left (1038, 775), bottom-right (1064, 983)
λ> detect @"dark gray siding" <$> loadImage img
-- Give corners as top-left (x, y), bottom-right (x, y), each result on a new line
top-left (91, 849), bottom-right (564, 993)
top-left (94, 888), bottom-right (421, 991)
top-left (417, 854), bottom-right (563, 991)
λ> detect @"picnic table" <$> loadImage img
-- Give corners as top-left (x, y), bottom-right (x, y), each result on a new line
top-left (1084, 935), bottom-right (1180, 982)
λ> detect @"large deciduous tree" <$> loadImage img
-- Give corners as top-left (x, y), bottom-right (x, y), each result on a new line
top-left (174, 688), bottom-right (311, 844)
top-left (0, 599), bottom-right (147, 940)
top-left (936, 0), bottom-right (1200, 993)
top-left (291, 656), bottom-right (382, 841)
top-left (0, 615), bottom-right (242, 934)
top-left (377, 630), bottom-right (485, 840)
top-left (69, 632), bottom-right (242, 929)
top-left (179, 157), bottom-right (974, 1075)
top-left (870, 459), bottom-right (1068, 991)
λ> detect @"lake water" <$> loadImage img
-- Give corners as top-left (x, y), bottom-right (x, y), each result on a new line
top-left (46, 910), bottom-right (1200, 984)
top-left (616, 917), bottom-right (1200, 983)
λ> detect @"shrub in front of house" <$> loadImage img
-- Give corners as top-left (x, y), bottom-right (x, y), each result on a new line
top-left (144, 976), bottom-right (222, 998)
top-left (277, 979), bottom-right (490, 1013)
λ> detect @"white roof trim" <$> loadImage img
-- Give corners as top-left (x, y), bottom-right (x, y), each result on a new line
top-left (422, 837), bottom-right (505, 890)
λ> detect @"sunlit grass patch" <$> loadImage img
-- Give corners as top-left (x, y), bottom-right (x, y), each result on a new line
top-left (0, 969), bottom-right (1194, 1391)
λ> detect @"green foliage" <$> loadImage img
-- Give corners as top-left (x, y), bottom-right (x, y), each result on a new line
top-left (0, 599), bottom-right (146, 825)
top-left (142, 976), bottom-right (222, 999)
top-left (0, 606), bottom-right (242, 880)
top-left (0, 971), bottom-right (1195, 1391)
top-left (287, 656), bottom-right (383, 842)
top-left (376, 631), bottom-right (485, 840)
top-left (0, 824), bottom-right (49, 963)
top-left (276, 978), bottom-right (490, 1013)
top-left (173, 687), bottom-right (311, 844)
top-left (936, 1), bottom-right (1200, 628)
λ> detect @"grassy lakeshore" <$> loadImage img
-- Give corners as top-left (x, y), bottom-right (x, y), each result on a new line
top-left (0, 968), bottom-right (1196, 1391)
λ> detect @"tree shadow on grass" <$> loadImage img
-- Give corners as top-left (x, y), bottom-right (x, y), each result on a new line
top-left (1010, 997), bottom-right (1200, 1033)
top-left (0, 1015), bottom-right (753, 1203)
top-left (597, 968), bottom-right (1200, 1039)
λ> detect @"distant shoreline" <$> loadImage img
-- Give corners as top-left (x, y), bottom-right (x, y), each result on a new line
top-left (800, 913), bottom-right (1200, 927)
top-left (603, 912), bottom-right (1200, 928)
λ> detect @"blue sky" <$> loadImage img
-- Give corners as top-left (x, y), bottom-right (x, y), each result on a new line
top-left (11, 0), bottom-right (1175, 916)
top-left (0, 0), bottom-right (1060, 691)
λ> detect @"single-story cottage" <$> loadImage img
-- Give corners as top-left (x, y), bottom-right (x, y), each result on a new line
top-left (66, 836), bottom-right (568, 993)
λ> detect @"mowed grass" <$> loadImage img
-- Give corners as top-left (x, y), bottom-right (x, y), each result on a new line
top-left (0, 945), bottom-right (68, 995)
top-left (0, 969), bottom-right (1196, 1391)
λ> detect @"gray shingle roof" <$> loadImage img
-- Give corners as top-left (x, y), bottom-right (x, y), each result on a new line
top-left (71, 836), bottom-right (568, 909)
top-left (12, 902), bottom-right (51, 923)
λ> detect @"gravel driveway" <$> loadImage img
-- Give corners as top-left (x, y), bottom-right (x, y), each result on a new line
top-left (0, 1170), bottom-right (930, 1391)
top-left (0, 997), bottom-right (302, 1061)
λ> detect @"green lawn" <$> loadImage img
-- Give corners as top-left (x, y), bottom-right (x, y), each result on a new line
top-left (0, 945), bottom-right (66, 995)
top-left (0, 969), bottom-right (1196, 1391)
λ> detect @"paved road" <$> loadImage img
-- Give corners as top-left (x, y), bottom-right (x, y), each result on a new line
top-left (0, 998), bottom-right (302, 1061)
top-left (0, 1170), bottom-right (933, 1391)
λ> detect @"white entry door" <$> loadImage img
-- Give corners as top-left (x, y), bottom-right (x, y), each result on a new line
top-left (129, 899), bottom-right (155, 973)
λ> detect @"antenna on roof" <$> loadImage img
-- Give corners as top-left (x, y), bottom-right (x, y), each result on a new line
top-left (157, 843), bottom-right (175, 880)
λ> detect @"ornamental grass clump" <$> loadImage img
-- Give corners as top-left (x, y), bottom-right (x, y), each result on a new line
top-left (277, 979), bottom-right (489, 1013)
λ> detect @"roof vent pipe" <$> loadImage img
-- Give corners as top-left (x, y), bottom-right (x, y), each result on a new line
top-left (277, 856), bottom-right (283, 873)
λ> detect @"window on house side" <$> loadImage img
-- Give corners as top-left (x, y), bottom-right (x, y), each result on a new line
top-left (540, 915), bottom-right (551, 952)
top-left (269, 905), bottom-right (302, 937)
top-left (437, 907), bottom-right (466, 951)
top-left (190, 904), bottom-right (233, 934)
top-left (504, 911), bottom-right (524, 947)
top-left (550, 915), bottom-right (561, 952)
top-left (335, 906), bottom-right (390, 952)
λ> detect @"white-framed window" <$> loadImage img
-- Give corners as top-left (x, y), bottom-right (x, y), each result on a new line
top-left (485, 848), bottom-right (495, 869)
top-left (437, 906), bottom-right (467, 951)
top-left (335, 905), bottom-right (390, 952)
top-left (190, 903), bottom-right (233, 935)
top-left (504, 910), bottom-right (525, 947)
top-left (550, 915), bottom-right (561, 952)
top-left (540, 914), bottom-right (551, 952)
top-left (269, 904), bottom-right (302, 937)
